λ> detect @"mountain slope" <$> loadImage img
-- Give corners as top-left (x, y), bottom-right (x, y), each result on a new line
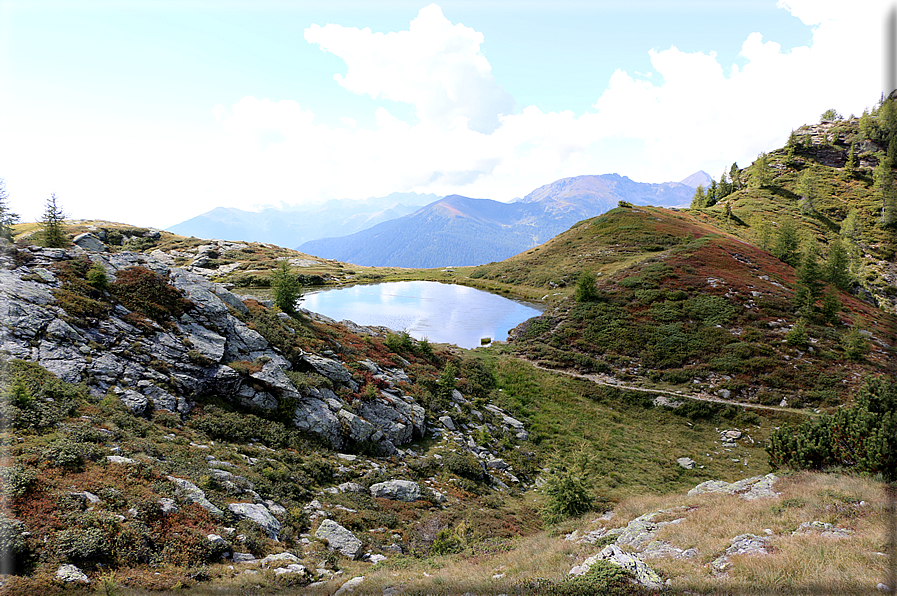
top-left (166, 192), bottom-right (437, 248)
top-left (299, 174), bottom-right (697, 267)
top-left (490, 203), bottom-right (896, 410)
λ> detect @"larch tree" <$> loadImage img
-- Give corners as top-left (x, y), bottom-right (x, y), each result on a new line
top-left (0, 178), bottom-right (19, 241)
top-left (41, 193), bottom-right (67, 248)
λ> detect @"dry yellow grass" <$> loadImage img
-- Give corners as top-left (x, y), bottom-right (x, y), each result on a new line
top-left (160, 472), bottom-right (889, 595)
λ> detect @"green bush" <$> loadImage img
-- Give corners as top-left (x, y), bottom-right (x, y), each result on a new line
top-left (0, 465), bottom-right (34, 498)
top-left (42, 438), bottom-right (94, 470)
top-left (0, 360), bottom-right (84, 431)
top-left (785, 320), bottom-right (808, 347)
top-left (575, 271), bottom-right (599, 302)
top-left (841, 327), bottom-right (869, 360)
top-left (767, 377), bottom-right (897, 481)
top-left (111, 266), bottom-right (192, 323)
top-left (385, 331), bottom-right (415, 354)
top-left (53, 527), bottom-right (111, 566)
top-left (683, 294), bottom-right (737, 326)
top-left (443, 450), bottom-right (484, 481)
top-left (542, 467), bottom-right (595, 523)
top-left (0, 517), bottom-right (28, 572)
top-left (271, 260), bottom-right (302, 315)
top-left (535, 559), bottom-right (635, 595)
top-left (189, 406), bottom-right (294, 448)
top-left (86, 262), bottom-right (110, 291)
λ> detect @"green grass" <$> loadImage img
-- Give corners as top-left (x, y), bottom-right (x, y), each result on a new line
top-left (477, 353), bottom-right (779, 500)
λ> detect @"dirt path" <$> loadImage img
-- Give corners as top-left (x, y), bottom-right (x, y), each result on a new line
top-left (518, 358), bottom-right (817, 416)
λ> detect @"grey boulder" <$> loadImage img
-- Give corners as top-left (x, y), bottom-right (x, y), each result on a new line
top-left (315, 519), bottom-right (364, 559)
top-left (369, 480), bottom-right (421, 502)
top-left (227, 502), bottom-right (281, 540)
top-left (55, 564), bottom-right (90, 583)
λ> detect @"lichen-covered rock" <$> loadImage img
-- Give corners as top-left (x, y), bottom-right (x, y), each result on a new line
top-left (338, 409), bottom-right (375, 443)
top-left (792, 521), bottom-right (853, 538)
top-left (120, 390), bottom-right (149, 415)
top-left (227, 502), bottom-right (281, 540)
top-left (260, 552), bottom-right (301, 567)
top-left (570, 544), bottom-right (662, 589)
top-left (334, 575), bottom-right (365, 595)
top-left (315, 519), bottom-right (364, 559)
top-left (167, 476), bottom-right (223, 516)
top-left (688, 474), bottom-right (778, 500)
top-left (369, 480), bottom-right (421, 502)
top-left (676, 457), bottom-right (695, 469)
top-left (711, 534), bottom-right (769, 574)
top-left (293, 398), bottom-right (343, 448)
top-left (615, 510), bottom-right (685, 551)
top-left (638, 540), bottom-right (697, 560)
top-left (302, 353), bottom-right (352, 383)
top-left (55, 564), bottom-right (90, 583)
top-left (72, 233), bottom-right (106, 252)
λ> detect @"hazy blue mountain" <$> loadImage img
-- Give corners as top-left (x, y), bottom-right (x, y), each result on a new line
top-left (166, 192), bottom-right (438, 248)
top-left (298, 173), bottom-right (697, 267)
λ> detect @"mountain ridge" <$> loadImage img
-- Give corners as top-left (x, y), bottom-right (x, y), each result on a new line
top-left (298, 173), bottom-right (699, 267)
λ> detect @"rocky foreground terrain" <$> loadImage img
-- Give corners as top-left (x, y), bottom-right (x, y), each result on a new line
top-left (0, 237), bottom-right (538, 592)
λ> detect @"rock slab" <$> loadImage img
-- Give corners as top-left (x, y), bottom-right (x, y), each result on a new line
top-left (315, 519), bottom-right (364, 559)
top-left (369, 480), bottom-right (421, 502)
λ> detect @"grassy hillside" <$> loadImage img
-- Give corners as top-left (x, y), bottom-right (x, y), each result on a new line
top-left (499, 204), bottom-right (895, 411)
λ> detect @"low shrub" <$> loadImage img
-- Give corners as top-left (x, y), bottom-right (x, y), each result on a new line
top-left (0, 360), bottom-right (84, 431)
top-left (443, 450), bottom-right (484, 481)
top-left (111, 266), bottom-right (192, 323)
top-left (0, 465), bottom-right (34, 499)
top-left (541, 467), bottom-right (595, 523)
top-left (767, 377), bottom-right (896, 480)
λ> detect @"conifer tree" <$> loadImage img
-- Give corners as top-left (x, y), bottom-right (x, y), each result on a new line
top-left (756, 217), bottom-right (773, 252)
top-left (772, 218), bottom-right (800, 267)
top-left (0, 178), bottom-right (19, 241)
top-left (40, 193), bottom-right (67, 248)
top-left (795, 169), bottom-right (817, 213)
top-left (729, 162), bottom-right (741, 190)
top-left (690, 185), bottom-right (707, 209)
top-left (873, 159), bottom-right (897, 227)
top-left (844, 141), bottom-right (857, 176)
top-left (794, 247), bottom-right (824, 317)
top-left (840, 208), bottom-right (862, 243)
top-left (718, 170), bottom-right (731, 198)
top-left (270, 260), bottom-right (302, 315)
top-left (750, 153), bottom-right (772, 188)
top-left (859, 109), bottom-right (878, 140)
top-left (707, 179), bottom-right (718, 206)
top-left (825, 238), bottom-right (851, 290)
top-left (820, 289), bottom-right (841, 325)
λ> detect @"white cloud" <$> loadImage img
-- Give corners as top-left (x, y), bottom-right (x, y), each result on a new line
top-left (3, 1), bottom-right (889, 229)
top-left (304, 4), bottom-right (513, 133)
top-left (204, 0), bottom-right (890, 213)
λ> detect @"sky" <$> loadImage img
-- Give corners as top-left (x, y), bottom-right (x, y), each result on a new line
top-left (0, 0), bottom-right (893, 229)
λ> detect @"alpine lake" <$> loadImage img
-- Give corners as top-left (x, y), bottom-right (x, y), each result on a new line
top-left (300, 280), bottom-right (544, 349)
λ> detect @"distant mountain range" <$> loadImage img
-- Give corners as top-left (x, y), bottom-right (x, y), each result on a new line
top-left (166, 192), bottom-right (438, 248)
top-left (298, 173), bottom-right (705, 267)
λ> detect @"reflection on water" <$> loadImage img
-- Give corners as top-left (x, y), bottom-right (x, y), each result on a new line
top-left (301, 281), bottom-right (543, 349)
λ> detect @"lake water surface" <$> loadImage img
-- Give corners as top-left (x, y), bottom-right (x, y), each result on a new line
top-left (301, 281), bottom-right (543, 349)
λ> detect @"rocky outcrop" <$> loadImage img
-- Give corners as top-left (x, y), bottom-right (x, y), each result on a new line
top-left (55, 564), bottom-right (90, 583)
top-left (688, 474), bottom-right (779, 500)
top-left (167, 476), bottom-right (223, 516)
top-left (315, 519), bottom-right (364, 559)
top-left (0, 242), bottom-right (432, 453)
top-left (570, 544), bottom-right (663, 589)
top-left (711, 534), bottom-right (770, 575)
top-left (227, 503), bottom-right (281, 540)
top-left (369, 480), bottom-right (422, 502)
